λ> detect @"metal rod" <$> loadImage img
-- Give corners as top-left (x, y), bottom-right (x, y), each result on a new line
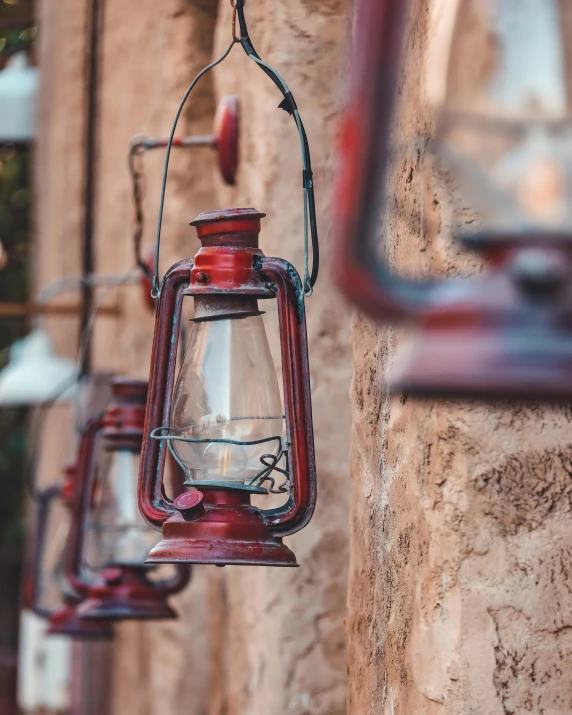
top-left (0, 302), bottom-right (120, 317)
top-left (141, 134), bottom-right (215, 150)
top-left (80, 0), bottom-right (106, 375)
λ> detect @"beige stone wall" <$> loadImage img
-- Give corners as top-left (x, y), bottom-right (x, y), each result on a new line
top-left (346, 0), bottom-right (572, 713)
top-left (35, 0), bottom-right (352, 713)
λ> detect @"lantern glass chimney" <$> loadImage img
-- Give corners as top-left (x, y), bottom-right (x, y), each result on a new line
top-left (170, 308), bottom-right (283, 485)
top-left (91, 448), bottom-right (157, 566)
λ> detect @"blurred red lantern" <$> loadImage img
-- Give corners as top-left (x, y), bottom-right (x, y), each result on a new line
top-left (332, 0), bottom-right (572, 399)
top-left (138, 208), bottom-right (316, 566)
top-left (24, 463), bottom-right (113, 640)
top-left (65, 378), bottom-right (192, 621)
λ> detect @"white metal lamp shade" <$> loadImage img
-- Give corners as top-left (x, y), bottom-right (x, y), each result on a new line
top-left (0, 330), bottom-right (77, 406)
top-left (0, 52), bottom-right (38, 143)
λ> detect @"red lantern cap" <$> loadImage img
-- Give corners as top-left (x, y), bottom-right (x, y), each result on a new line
top-left (102, 377), bottom-right (148, 448)
top-left (190, 208), bottom-right (266, 247)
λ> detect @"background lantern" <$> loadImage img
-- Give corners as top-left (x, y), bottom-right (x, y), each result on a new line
top-left (138, 208), bottom-right (316, 567)
top-left (23, 463), bottom-right (113, 640)
top-left (332, 0), bottom-right (572, 399)
top-left (74, 378), bottom-right (191, 621)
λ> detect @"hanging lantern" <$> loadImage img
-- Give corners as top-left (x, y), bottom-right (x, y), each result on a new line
top-left (23, 463), bottom-right (113, 640)
top-left (138, 208), bottom-right (316, 567)
top-left (71, 378), bottom-right (191, 621)
top-left (332, 0), bottom-right (572, 399)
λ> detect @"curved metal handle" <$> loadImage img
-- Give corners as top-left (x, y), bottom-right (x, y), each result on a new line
top-left (22, 485), bottom-right (62, 618)
top-left (258, 257), bottom-right (316, 537)
top-left (138, 259), bottom-right (192, 530)
top-left (332, 0), bottom-right (439, 320)
top-left (152, 564), bottom-right (192, 596)
top-left (66, 417), bottom-right (103, 595)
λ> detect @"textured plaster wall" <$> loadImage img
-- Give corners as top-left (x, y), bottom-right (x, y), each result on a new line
top-left (347, 1), bottom-right (572, 713)
top-left (35, 0), bottom-right (352, 713)
top-left (207, 2), bottom-right (353, 713)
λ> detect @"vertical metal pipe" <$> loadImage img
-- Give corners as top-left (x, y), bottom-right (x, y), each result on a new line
top-left (80, 0), bottom-right (105, 375)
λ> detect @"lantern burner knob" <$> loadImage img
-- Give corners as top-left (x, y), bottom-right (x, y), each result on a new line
top-left (173, 491), bottom-right (205, 520)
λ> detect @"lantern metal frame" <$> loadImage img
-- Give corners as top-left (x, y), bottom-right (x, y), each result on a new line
top-left (67, 379), bottom-right (191, 621)
top-left (138, 208), bottom-right (316, 567)
top-left (331, 0), bottom-right (572, 400)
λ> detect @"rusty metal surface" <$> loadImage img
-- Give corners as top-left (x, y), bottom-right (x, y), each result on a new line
top-left (146, 488), bottom-right (298, 567)
top-left (138, 208), bottom-right (316, 566)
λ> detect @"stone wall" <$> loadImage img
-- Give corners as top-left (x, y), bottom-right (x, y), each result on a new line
top-left (35, 0), bottom-right (352, 713)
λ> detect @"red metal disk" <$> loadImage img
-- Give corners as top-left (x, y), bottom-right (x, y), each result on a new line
top-left (213, 96), bottom-right (239, 186)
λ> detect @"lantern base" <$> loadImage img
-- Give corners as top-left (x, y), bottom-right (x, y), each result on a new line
top-left (47, 602), bottom-right (114, 640)
top-left (392, 326), bottom-right (572, 400)
top-left (146, 489), bottom-right (298, 567)
top-left (76, 566), bottom-right (178, 621)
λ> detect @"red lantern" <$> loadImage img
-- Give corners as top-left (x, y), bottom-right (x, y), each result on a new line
top-left (332, 0), bottom-right (572, 400)
top-left (62, 378), bottom-right (191, 621)
top-left (138, 208), bottom-right (316, 566)
top-left (23, 463), bottom-right (113, 640)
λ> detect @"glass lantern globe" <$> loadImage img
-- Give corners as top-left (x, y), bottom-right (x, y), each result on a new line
top-left (170, 300), bottom-right (284, 487)
top-left (88, 447), bottom-right (157, 567)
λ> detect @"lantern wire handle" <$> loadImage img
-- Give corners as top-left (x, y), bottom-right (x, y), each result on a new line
top-left (151, 41), bottom-right (236, 298)
top-left (151, 0), bottom-right (319, 298)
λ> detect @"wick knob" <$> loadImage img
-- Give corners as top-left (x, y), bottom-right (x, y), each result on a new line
top-left (173, 491), bottom-right (205, 520)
